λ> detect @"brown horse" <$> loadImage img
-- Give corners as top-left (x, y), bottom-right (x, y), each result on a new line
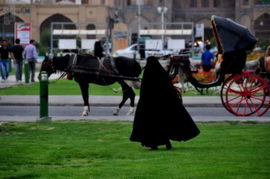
top-left (39, 54), bottom-right (141, 116)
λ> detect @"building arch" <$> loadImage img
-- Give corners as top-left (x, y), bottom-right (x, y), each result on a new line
top-left (127, 16), bottom-right (151, 33)
top-left (253, 10), bottom-right (270, 21)
top-left (253, 13), bottom-right (270, 42)
top-left (128, 16), bottom-right (150, 44)
top-left (40, 13), bottom-right (76, 33)
top-left (195, 17), bottom-right (212, 41)
top-left (195, 17), bottom-right (211, 28)
top-left (39, 13), bottom-right (77, 49)
top-left (0, 13), bottom-right (24, 43)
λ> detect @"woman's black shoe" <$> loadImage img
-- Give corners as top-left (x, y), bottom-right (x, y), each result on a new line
top-left (166, 142), bottom-right (172, 150)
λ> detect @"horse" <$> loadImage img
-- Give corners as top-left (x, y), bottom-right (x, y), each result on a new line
top-left (39, 54), bottom-right (142, 116)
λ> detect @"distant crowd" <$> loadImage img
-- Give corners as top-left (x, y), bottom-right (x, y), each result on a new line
top-left (0, 39), bottom-right (38, 83)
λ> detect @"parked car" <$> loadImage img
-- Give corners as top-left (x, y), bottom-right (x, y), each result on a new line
top-left (115, 44), bottom-right (175, 59)
top-left (114, 44), bottom-right (142, 58)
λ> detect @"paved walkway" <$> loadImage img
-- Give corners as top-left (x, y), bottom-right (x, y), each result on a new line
top-left (0, 95), bottom-right (222, 107)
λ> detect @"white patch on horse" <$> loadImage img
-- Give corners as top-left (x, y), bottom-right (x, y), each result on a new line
top-left (126, 107), bottom-right (135, 115)
top-left (113, 106), bottom-right (120, 116)
top-left (81, 106), bottom-right (89, 116)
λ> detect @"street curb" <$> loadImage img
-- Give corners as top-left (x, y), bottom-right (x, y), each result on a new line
top-left (0, 102), bottom-right (224, 107)
top-left (0, 95), bottom-right (223, 107)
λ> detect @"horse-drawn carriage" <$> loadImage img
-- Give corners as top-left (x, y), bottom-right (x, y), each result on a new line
top-left (168, 15), bottom-right (270, 116)
top-left (40, 15), bottom-right (269, 117)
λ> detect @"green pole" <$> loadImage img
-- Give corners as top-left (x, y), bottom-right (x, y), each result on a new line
top-left (24, 59), bottom-right (30, 83)
top-left (38, 71), bottom-right (51, 122)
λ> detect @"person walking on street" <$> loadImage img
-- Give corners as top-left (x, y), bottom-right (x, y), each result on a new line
top-left (11, 39), bottom-right (24, 82)
top-left (24, 39), bottom-right (38, 82)
top-left (0, 40), bottom-right (11, 81)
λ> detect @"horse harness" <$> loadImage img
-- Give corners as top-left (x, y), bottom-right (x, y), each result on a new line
top-left (67, 54), bottom-right (120, 79)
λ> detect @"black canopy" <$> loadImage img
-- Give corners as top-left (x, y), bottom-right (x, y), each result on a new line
top-left (211, 15), bottom-right (257, 53)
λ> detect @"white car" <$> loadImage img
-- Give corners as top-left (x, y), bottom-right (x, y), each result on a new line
top-left (114, 44), bottom-right (141, 58)
top-left (145, 49), bottom-right (174, 58)
top-left (115, 44), bottom-right (175, 59)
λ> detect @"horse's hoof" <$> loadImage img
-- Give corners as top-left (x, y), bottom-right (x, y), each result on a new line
top-left (126, 107), bottom-right (134, 115)
top-left (126, 111), bottom-right (134, 115)
top-left (113, 107), bottom-right (120, 116)
top-left (81, 112), bottom-right (88, 116)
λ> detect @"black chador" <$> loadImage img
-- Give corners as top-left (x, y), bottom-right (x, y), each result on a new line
top-left (130, 56), bottom-right (200, 150)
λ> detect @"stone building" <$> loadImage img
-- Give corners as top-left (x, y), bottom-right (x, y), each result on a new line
top-left (0, 0), bottom-right (269, 49)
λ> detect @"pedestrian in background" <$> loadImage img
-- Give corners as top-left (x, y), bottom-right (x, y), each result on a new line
top-left (11, 39), bottom-right (24, 82)
top-left (201, 44), bottom-right (214, 72)
top-left (24, 39), bottom-right (38, 82)
top-left (0, 39), bottom-right (11, 81)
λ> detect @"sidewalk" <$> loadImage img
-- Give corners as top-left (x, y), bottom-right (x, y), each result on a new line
top-left (0, 95), bottom-right (222, 107)
top-left (0, 72), bottom-right (221, 107)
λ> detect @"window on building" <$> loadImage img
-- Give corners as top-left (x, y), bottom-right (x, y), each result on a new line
top-left (190, 0), bottom-right (197, 8)
top-left (127, 0), bottom-right (150, 6)
top-left (56, 0), bottom-right (75, 3)
top-left (213, 0), bottom-right (221, 7)
top-left (144, 0), bottom-right (152, 6)
top-left (255, 0), bottom-right (270, 5)
top-left (202, 0), bottom-right (209, 7)
top-left (127, 0), bottom-right (137, 5)
top-left (243, 0), bottom-right (249, 5)
top-left (81, 0), bottom-right (88, 4)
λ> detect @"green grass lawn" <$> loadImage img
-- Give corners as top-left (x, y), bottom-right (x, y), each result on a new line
top-left (0, 79), bottom-right (140, 96)
top-left (0, 121), bottom-right (269, 178)
top-left (0, 78), bottom-right (218, 96)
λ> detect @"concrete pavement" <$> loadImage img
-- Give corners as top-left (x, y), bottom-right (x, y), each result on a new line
top-left (0, 95), bottom-right (222, 107)
top-left (0, 73), bottom-right (222, 107)
top-left (1, 95), bottom-right (269, 122)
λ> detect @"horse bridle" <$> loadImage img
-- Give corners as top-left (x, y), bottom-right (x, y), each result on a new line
top-left (48, 57), bottom-right (56, 73)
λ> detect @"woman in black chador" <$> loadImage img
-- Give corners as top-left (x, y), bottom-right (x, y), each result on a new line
top-left (130, 56), bottom-right (200, 150)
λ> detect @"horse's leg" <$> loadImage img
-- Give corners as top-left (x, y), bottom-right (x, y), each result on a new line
top-left (78, 82), bottom-right (90, 116)
top-left (126, 88), bottom-right (136, 115)
top-left (113, 80), bottom-right (135, 116)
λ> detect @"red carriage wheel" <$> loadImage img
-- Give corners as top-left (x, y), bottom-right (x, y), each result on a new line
top-left (256, 85), bottom-right (270, 116)
top-left (220, 75), bottom-right (234, 114)
top-left (221, 72), bottom-right (270, 116)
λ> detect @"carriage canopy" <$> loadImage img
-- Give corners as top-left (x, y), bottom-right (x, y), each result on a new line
top-left (211, 15), bottom-right (257, 54)
top-left (211, 15), bottom-right (257, 74)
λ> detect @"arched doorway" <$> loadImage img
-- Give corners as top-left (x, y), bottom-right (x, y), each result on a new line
top-left (40, 14), bottom-right (76, 49)
top-left (0, 13), bottom-right (24, 44)
top-left (254, 13), bottom-right (270, 42)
